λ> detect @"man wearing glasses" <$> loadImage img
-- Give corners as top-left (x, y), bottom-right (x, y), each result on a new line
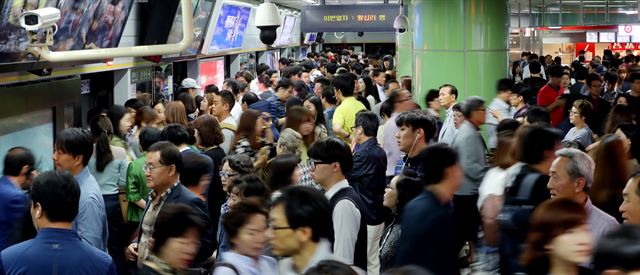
top-left (308, 137), bottom-right (367, 271)
top-left (125, 141), bottom-right (213, 270)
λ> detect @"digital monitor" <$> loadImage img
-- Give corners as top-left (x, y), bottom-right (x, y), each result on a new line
top-left (599, 32), bottom-right (616, 43)
top-left (632, 35), bottom-right (640, 43)
top-left (617, 34), bottom-right (631, 43)
top-left (586, 32), bottom-right (598, 43)
top-left (166, 0), bottom-right (216, 55)
top-left (275, 15), bottom-right (296, 46)
top-left (0, 0), bottom-right (134, 63)
top-left (50, 0), bottom-right (134, 51)
top-left (199, 58), bottom-right (225, 93)
top-left (202, 2), bottom-right (252, 54)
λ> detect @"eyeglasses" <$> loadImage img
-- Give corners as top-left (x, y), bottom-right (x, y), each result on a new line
top-left (570, 110), bottom-right (580, 115)
top-left (270, 225), bottom-right (292, 231)
top-left (394, 97), bottom-right (412, 104)
top-left (385, 182), bottom-right (396, 190)
top-left (219, 171), bottom-right (237, 179)
top-left (308, 159), bottom-right (332, 171)
top-left (143, 163), bottom-right (168, 172)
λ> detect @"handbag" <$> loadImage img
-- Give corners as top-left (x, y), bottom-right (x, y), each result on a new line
top-left (119, 190), bottom-right (128, 223)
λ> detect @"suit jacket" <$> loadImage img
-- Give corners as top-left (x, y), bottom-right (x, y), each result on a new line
top-left (348, 138), bottom-right (389, 225)
top-left (137, 183), bottom-right (214, 267)
top-left (393, 190), bottom-right (458, 275)
top-left (451, 120), bottom-right (488, 196)
top-left (0, 176), bottom-right (28, 251)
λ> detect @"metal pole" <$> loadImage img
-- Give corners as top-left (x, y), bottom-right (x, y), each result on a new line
top-left (605, 0), bottom-right (609, 24)
top-left (559, 0), bottom-right (562, 25)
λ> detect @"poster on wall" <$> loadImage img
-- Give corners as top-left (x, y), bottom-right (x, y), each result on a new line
top-left (203, 2), bottom-right (251, 54)
top-left (265, 50), bottom-right (280, 74)
top-left (199, 58), bottom-right (225, 93)
top-left (575, 42), bottom-right (595, 61)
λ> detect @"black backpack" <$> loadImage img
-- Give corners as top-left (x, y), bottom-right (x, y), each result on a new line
top-left (497, 173), bottom-right (542, 231)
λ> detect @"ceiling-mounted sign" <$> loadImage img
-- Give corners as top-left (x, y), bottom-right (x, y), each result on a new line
top-left (300, 5), bottom-right (400, 33)
top-left (618, 24), bottom-right (640, 37)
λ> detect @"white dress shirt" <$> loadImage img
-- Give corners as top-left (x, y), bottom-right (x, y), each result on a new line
top-left (376, 84), bottom-right (387, 102)
top-left (325, 179), bottom-right (361, 265)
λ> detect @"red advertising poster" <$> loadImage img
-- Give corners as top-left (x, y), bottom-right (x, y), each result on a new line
top-left (609, 43), bottom-right (640, 51)
top-left (575, 43), bottom-right (595, 61)
top-left (199, 58), bottom-right (225, 93)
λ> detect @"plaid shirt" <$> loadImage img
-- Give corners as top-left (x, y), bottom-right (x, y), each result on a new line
top-left (266, 95), bottom-right (286, 125)
top-left (138, 183), bottom-right (177, 265)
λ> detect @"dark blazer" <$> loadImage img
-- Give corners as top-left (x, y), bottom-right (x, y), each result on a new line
top-left (348, 138), bottom-right (389, 225)
top-left (137, 183), bottom-right (214, 268)
top-left (393, 190), bottom-right (459, 275)
top-left (0, 176), bottom-right (28, 251)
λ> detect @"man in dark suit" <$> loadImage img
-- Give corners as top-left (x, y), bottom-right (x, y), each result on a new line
top-left (0, 147), bottom-right (35, 251)
top-left (1, 171), bottom-right (116, 274)
top-left (125, 141), bottom-right (213, 269)
top-left (348, 111), bottom-right (389, 274)
top-left (393, 144), bottom-right (462, 274)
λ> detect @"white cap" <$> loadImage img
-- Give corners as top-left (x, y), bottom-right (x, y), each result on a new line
top-left (181, 78), bottom-right (201, 89)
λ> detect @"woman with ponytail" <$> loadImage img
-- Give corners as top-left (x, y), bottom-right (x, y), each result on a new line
top-left (88, 114), bottom-right (130, 275)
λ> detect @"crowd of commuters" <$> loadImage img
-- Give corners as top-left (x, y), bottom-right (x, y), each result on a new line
top-left (2, 47), bottom-right (640, 275)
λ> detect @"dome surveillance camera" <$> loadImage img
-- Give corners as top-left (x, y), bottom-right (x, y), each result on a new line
top-left (255, 0), bottom-right (281, 45)
top-left (19, 7), bottom-right (60, 32)
top-left (393, 14), bottom-right (409, 34)
top-left (357, 32), bottom-right (364, 37)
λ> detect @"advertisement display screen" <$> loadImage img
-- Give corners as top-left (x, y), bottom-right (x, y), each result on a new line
top-left (275, 15), bottom-right (296, 46)
top-left (599, 32), bottom-right (616, 43)
top-left (199, 58), bottom-right (225, 93)
top-left (203, 2), bottom-right (251, 54)
top-left (166, 0), bottom-right (216, 55)
top-left (586, 32), bottom-right (598, 43)
top-left (0, 0), bottom-right (133, 63)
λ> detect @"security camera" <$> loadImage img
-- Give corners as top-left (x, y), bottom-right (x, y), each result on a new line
top-left (393, 14), bottom-right (409, 34)
top-left (357, 32), bottom-right (364, 37)
top-left (19, 7), bottom-right (60, 32)
top-left (255, 0), bottom-right (281, 45)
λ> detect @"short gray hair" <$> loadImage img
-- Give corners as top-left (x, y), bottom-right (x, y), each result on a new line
top-left (461, 96), bottom-right (485, 118)
top-left (277, 128), bottom-right (302, 156)
top-left (555, 148), bottom-right (595, 191)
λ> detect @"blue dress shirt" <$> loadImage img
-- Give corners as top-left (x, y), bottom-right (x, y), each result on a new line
top-left (1, 228), bottom-right (116, 275)
top-left (73, 167), bottom-right (108, 251)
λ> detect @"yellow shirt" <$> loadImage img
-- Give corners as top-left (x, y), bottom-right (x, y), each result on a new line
top-left (332, 96), bottom-right (366, 142)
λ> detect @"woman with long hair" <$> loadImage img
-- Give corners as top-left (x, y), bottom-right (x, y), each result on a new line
top-left (107, 105), bottom-right (134, 160)
top-left (88, 114), bottom-right (130, 274)
top-left (284, 106), bottom-right (316, 162)
top-left (164, 101), bottom-right (189, 126)
top-left (193, 114), bottom-right (227, 233)
top-left (199, 93), bottom-right (216, 116)
top-left (176, 93), bottom-right (198, 121)
top-left (303, 96), bottom-right (328, 141)
top-left (511, 60), bottom-right (522, 83)
top-left (266, 154), bottom-right (301, 201)
top-left (230, 109), bottom-right (273, 161)
top-left (359, 75), bottom-right (379, 108)
top-left (130, 106), bottom-right (159, 158)
top-left (379, 173), bottom-right (424, 271)
top-left (590, 134), bottom-right (628, 223)
top-left (152, 98), bottom-right (166, 127)
top-left (521, 198), bottom-right (593, 275)
top-left (603, 104), bottom-right (634, 134)
top-left (616, 67), bottom-right (631, 93)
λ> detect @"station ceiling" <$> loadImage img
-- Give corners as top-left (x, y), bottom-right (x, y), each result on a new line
top-left (271, 0), bottom-right (638, 15)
